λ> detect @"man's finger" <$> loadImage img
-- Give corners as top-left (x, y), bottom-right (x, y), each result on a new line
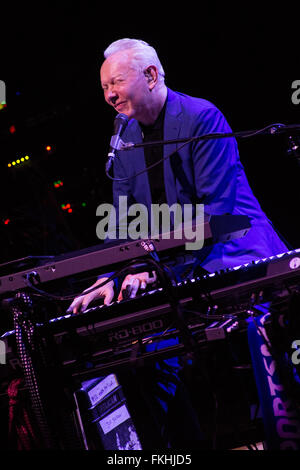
top-left (118, 285), bottom-right (128, 301)
top-left (148, 271), bottom-right (157, 283)
top-left (80, 289), bottom-right (102, 312)
top-left (103, 289), bottom-right (115, 305)
top-left (129, 278), bottom-right (140, 298)
top-left (67, 296), bottom-right (84, 314)
top-left (118, 276), bottom-right (132, 301)
top-left (80, 299), bottom-right (90, 312)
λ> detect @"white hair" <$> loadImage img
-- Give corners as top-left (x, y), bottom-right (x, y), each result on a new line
top-left (103, 38), bottom-right (165, 82)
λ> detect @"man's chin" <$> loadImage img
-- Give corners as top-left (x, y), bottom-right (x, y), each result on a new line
top-left (115, 102), bottom-right (130, 114)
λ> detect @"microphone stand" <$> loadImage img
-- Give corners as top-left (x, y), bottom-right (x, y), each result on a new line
top-left (119, 122), bottom-right (300, 151)
top-left (106, 122), bottom-right (300, 182)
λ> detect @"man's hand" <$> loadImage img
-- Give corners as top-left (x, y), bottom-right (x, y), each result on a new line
top-left (67, 277), bottom-right (115, 314)
top-left (118, 271), bottom-right (157, 301)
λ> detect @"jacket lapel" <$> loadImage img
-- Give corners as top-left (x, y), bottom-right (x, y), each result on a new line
top-left (163, 88), bottom-right (183, 206)
top-left (126, 120), bottom-right (152, 208)
top-left (124, 88), bottom-right (183, 209)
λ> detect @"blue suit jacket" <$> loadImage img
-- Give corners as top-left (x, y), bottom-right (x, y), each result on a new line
top-left (111, 88), bottom-right (288, 273)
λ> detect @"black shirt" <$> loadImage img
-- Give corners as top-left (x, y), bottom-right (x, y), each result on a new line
top-left (139, 101), bottom-right (167, 205)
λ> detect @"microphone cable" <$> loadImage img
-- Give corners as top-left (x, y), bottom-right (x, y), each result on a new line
top-left (105, 122), bottom-right (286, 182)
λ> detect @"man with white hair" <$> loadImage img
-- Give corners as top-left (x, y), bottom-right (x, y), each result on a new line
top-left (69, 37), bottom-right (288, 312)
top-left (68, 38), bottom-right (289, 449)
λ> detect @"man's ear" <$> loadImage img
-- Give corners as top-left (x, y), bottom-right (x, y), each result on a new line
top-left (144, 65), bottom-right (158, 89)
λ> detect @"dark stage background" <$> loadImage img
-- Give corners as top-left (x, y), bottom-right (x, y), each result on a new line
top-left (0, 2), bottom-right (299, 263)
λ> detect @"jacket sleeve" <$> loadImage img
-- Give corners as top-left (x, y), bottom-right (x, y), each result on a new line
top-left (190, 105), bottom-right (239, 215)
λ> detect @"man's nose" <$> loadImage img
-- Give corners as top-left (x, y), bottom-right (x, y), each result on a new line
top-left (107, 88), bottom-right (118, 104)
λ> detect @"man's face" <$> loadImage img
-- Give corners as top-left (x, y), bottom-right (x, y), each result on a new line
top-left (100, 50), bottom-right (150, 121)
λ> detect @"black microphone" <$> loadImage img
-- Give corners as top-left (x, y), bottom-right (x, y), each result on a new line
top-left (106, 113), bottom-right (129, 172)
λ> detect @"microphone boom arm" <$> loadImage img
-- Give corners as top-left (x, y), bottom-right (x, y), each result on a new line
top-left (120, 122), bottom-right (300, 150)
